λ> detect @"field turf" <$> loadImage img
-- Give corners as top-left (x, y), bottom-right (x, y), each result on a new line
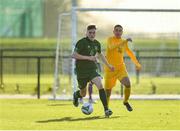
top-left (0, 99), bottom-right (180, 130)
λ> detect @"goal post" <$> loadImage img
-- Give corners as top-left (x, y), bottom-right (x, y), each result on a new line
top-left (71, 7), bottom-right (78, 94)
top-left (53, 12), bottom-right (71, 99)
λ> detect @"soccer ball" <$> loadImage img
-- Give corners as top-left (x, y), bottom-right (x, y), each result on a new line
top-left (81, 102), bottom-right (93, 115)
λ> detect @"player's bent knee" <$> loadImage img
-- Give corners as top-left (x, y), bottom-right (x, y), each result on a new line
top-left (124, 82), bottom-right (131, 88)
top-left (80, 88), bottom-right (86, 97)
top-left (80, 92), bottom-right (86, 97)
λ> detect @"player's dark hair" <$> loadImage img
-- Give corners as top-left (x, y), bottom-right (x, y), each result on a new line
top-left (87, 25), bottom-right (96, 30)
top-left (114, 24), bottom-right (123, 30)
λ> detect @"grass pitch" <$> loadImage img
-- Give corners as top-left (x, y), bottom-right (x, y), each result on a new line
top-left (0, 99), bottom-right (180, 130)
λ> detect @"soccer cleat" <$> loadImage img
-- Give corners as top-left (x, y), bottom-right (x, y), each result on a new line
top-left (73, 92), bottom-right (79, 107)
top-left (105, 109), bottom-right (113, 117)
top-left (123, 102), bottom-right (133, 112)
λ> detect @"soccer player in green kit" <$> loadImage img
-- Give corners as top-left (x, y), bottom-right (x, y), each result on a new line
top-left (72, 25), bottom-right (114, 117)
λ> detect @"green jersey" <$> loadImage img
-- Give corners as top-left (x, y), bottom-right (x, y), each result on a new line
top-left (74, 37), bottom-right (101, 77)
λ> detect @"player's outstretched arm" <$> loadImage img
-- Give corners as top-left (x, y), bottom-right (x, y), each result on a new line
top-left (98, 53), bottom-right (114, 71)
top-left (125, 47), bottom-right (142, 71)
top-left (72, 52), bottom-right (97, 62)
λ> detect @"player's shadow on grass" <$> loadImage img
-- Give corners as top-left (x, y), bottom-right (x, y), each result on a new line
top-left (36, 116), bottom-right (122, 123)
top-left (47, 103), bottom-right (71, 106)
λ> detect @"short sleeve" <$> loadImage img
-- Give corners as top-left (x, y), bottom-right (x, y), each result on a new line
top-left (74, 40), bottom-right (84, 53)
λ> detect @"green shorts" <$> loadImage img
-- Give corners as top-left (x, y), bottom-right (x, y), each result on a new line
top-left (77, 71), bottom-right (100, 89)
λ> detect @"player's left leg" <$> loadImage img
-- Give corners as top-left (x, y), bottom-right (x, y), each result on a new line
top-left (120, 77), bottom-right (133, 111)
top-left (92, 76), bottom-right (113, 117)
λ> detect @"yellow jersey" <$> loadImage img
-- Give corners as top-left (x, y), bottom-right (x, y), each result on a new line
top-left (105, 36), bottom-right (139, 72)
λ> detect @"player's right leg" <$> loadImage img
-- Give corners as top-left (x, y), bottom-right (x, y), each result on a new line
top-left (120, 77), bottom-right (133, 111)
top-left (73, 78), bottom-right (88, 107)
top-left (117, 65), bottom-right (133, 112)
top-left (73, 90), bottom-right (82, 107)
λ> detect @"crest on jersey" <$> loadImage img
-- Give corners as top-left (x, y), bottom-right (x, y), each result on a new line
top-left (90, 50), bottom-right (95, 56)
top-left (95, 46), bottom-right (98, 51)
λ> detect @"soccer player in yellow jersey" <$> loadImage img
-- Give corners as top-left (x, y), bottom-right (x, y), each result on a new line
top-left (104, 25), bottom-right (142, 111)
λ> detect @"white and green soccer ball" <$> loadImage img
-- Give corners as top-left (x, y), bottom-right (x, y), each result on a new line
top-left (81, 102), bottom-right (93, 115)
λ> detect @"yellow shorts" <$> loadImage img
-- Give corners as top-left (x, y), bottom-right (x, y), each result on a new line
top-left (104, 64), bottom-right (128, 90)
